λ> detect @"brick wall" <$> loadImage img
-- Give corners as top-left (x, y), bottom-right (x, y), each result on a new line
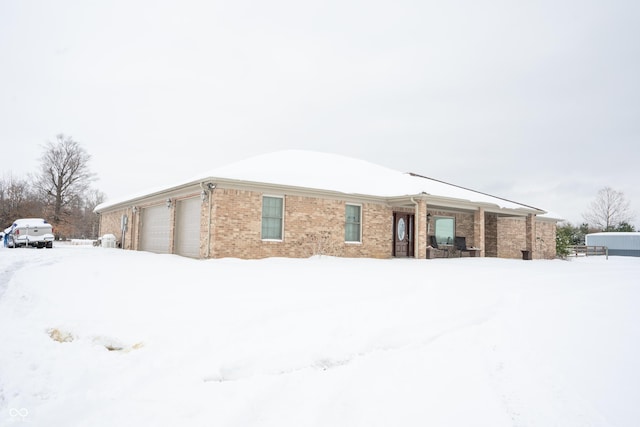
top-left (493, 216), bottom-right (557, 259)
top-left (484, 213), bottom-right (498, 257)
top-left (497, 217), bottom-right (526, 259)
top-left (208, 189), bottom-right (260, 258)
top-left (209, 189), bottom-right (393, 259)
top-left (98, 208), bottom-right (132, 249)
top-left (535, 220), bottom-right (557, 259)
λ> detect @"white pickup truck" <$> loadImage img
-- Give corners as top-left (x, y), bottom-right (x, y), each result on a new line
top-left (4, 218), bottom-right (54, 249)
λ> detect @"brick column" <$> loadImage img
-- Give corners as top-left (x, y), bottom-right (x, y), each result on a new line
top-left (209, 189), bottom-right (218, 258)
top-left (474, 207), bottom-right (485, 257)
top-left (526, 213), bottom-right (536, 259)
top-left (415, 199), bottom-right (427, 259)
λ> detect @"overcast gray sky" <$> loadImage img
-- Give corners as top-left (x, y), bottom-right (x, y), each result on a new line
top-left (2, 0), bottom-right (639, 227)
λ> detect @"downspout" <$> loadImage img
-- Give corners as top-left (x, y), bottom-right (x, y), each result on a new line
top-left (411, 197), bottom-right (419, 259)
top-left (201, 182), bottom-right (216, 258)
top-left (131, 206), bottom-right (137, 251)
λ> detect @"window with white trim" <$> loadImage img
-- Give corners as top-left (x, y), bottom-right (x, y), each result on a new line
top-left (262, 196), bottom-right (283, 240)
top-left (435, 216), bottom-right (455, 245)
top-left (345, 204), bottom-right (361, 242)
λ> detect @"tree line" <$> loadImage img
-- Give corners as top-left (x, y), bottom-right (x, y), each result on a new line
top-left (1, 134), bottom-right (104, 240)
top-left (3, 135), bottom-right (636, 248)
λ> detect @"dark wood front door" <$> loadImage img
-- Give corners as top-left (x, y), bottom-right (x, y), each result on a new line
top-left (393, 213), bottom-right (414, 257)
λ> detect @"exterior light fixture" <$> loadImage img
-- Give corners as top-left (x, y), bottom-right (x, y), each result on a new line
top-left (166, 198), bottom-right (172, 208)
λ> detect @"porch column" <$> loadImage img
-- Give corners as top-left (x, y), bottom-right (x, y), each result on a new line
top-left (474, 207), bottom-right (485, 257)
top-left (415, 199), bottom-right (427, 259)
top-left (526, 213), bottom-right (536, 259)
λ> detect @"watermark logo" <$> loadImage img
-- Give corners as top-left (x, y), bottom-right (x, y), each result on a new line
top-left (9, 408), bottom-right (29, 420)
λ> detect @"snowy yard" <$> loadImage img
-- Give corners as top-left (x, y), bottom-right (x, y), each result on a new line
top-left (0, 244), bottom-right (638, 427)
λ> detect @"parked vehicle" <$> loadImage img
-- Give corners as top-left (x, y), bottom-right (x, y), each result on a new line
top-left (5, 218), bottom-right (54, 249)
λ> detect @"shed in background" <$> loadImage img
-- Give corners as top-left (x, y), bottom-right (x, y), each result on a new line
top-left (585, 232), bottom-right (640, 257)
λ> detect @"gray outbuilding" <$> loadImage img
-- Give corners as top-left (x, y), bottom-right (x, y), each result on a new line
top-left (585, 232), bottom-right (640, 257)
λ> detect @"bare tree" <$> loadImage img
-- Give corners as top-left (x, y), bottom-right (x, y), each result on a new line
top-left (1, 174), bottom-right (43, 227)
top-left (34, 134), bottom-right (96, 225)
top-left (78, 188), bottom-right (105, 238)
top-left (582, 186), bottom-right (634, 231)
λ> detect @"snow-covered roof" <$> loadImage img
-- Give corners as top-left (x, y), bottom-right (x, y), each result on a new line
top-left (586, 232), bottom-right (640, 237)
top-left (537, 210), bottom-right (564, 221)
top-left (96, 150), bottom-right (548, 214)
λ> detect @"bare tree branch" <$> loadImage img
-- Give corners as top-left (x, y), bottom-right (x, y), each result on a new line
top-left (582, 186), bottom-right (634, 231)
top-left (34, 134), bottom-right (96, 224)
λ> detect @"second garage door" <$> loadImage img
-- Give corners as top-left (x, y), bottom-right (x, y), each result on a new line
top-left (140, 204), bottom-right (171, 254)
top-left (175, 197), bottom-right (201, 258)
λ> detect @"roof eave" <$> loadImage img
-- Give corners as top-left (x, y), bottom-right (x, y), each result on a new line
top-left (420, 194), bottom-right (545, 216)
top-left (95, 176), bottom-right (547, 218)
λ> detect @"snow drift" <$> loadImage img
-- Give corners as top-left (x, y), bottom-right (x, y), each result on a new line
top-left (0, 245), bottom-right (638, 426)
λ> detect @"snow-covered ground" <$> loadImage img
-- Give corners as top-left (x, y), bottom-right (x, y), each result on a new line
top-left (0, 244), bottom-right (638, 427)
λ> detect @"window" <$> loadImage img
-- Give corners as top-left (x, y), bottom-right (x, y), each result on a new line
top-left (435, 216), bottom-right (455, 245)
top-left (262, 196), bottom-right (283, 240)
top-left (345, 204), bottom-right (361, 242)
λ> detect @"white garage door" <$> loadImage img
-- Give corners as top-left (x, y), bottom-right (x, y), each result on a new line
top-left (175, 197), bottom-right (201, 258)
top-left (140, 204), bottom-right (170, 254)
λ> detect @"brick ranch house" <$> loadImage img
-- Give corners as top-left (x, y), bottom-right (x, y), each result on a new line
top-left (94, 150), bottom-right (559, 260)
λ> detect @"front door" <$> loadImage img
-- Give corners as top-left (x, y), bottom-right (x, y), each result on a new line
top-left (393, 213), bottom-right (414, 257)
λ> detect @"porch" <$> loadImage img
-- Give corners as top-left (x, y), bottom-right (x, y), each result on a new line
top-left (388, 196), bottom-right (544, 260)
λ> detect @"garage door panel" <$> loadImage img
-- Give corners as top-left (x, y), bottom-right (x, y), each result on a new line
top-left (175, 197), bottom-right (201, 258)
top-left (140, 205), bottom-right (170, 254)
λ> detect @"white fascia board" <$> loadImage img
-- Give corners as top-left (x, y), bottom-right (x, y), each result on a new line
top-left (96, 174), bottom-right (547, 220)
top-left (95, 181), bottom-right (205, 213)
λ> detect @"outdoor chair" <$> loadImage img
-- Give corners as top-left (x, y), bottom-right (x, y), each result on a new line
top-left (429, 236), bottom-right (450, 258)
top-left (454, 236), bottom-right (474, 257)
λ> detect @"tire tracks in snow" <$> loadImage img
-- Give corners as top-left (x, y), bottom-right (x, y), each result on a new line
top-left (203, 301), bottom-right (502, 383)
top-left (476, 292), bottom-right (614, 427)
top-left (0, 247), bottom-right (64, 300)
top-left (0, 257), bottom-right (26, 300)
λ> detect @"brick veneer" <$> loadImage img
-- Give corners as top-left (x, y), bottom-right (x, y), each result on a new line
top-left (497, 217), bottom-right (527, 258)
top-left (484, 213), bottom-right (498, 257)
top-left (98, 189), bottom-right (557, 260)
top-left (484, 215), bottom-right (556, 259)
top-left (98, 208), bottom-right (131, 249)
top-left (535, 220), bottom-right (557, 259)
top-left (208, 189), bottom-right (393, 259)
